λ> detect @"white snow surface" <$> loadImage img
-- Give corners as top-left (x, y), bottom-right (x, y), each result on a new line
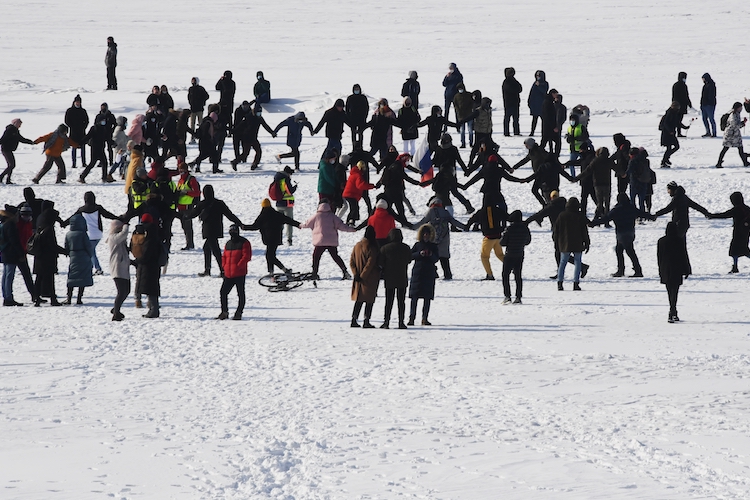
top-left (2, 1), bottom-right (750, 498)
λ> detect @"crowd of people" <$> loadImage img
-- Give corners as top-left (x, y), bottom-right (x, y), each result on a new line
top-left (2, 59), bottom-right (750, 325)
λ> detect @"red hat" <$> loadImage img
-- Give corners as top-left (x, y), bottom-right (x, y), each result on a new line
top-left (141, 214), bottom-right (154, 224)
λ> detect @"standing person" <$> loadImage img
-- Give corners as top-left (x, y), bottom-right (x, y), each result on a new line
top-left (671, 71), bottom-right (692, 137)
top-left (708, 191), bottom-right (750, 273)
top-left (590, 193), bottom-right (653, 277)
top-left (408, 224), bottom-right (440, 326)
top-left (401, 70), bottom-right (421, 110)
top-left (659, 101), bottom-right (689, 168)
top-left (31, 124), bottom-right (70, 184)
top-left (700, 73), bottom-right (717, 137)
top-left (273, 112), bottom-right (314, 171)
top-left (187, 77), bottom-right (209, 143)
top-left (215, 70), bottom-right (236, 135)
top-left (31, 207), bottom-right (65, 306)
top-left (349, 226), bottom-right (380, 328)
top-left (66, 191), bottom-right (118, 276)
top-left (62, 214), bottom-right (93, 305)
top-left (442, 63), bottom-right (463, 123)
top-left (300, 201), bottom-right (356, 280)
top-left (131, 213), bottom-right (164, 318)
top-left (397, 97), bottom-right (420, 156)
top-left (175, 160), bottom-right (200, 250)
top-left (413, 197), bottom-right (467, 280)
top-left (611, 133), bottom-right (631, 195)
top-left (245, 198), bottom-right (299, 275)
top-left (185, 185), bottom-right (245, 277)
top-left (232, 101), bottom-right (253, 163)
top-left (314, 99), bottom-right (349, 157)
top-left (65, 95), bottom-right (89, 169)
top-left (273, 166), bottom-right (297, 245)
top-left (657, 222), bottom-right (691, 323)
top-left (342, 160), bottom-right (375, 226)
top-left (461, 97), bottom-right (494, 167)
top-left (565, 113), bottom-right (589, 174)
top-left (231, 104), bottom-right (275, 170)
top-left (253, 71), bottom-right (271, 104)
top-left (527, 70), bottom-right (548, 136)
top-left (217, 224), bottom-right (252, 320)
top-left (317, 148), bottom-right (339, 202)
top-left (626, 147), bottom-right (652, 214)
top-left (0, 119), bottom-right (33, 184)
top-left (540, 88), bottom-right (559, 153)
top-left (189, 111), bottom-right (219, 173)
top-left (453, 83), bottom-right (475, 148)
top-left (346, 84), bottom-right (369, 149)
top-left (110, 116), bottom-right (129, 180)
top-left (365, 198), bottom-right (398, 247)
top-left (553, 197), bottom-right (590, 291)
top-left (364, 98), bottom-right (398, 161)
top-left (159, 86), bottom-right (174, 112)
top-left (715, 102), bottom-right (749, 168)
top-left (1, 207), bottom-right (25, 306)
top-left (499, 210), bottom-right (531, 304)
top-left (466, 203), bottom-right (506, 281)
top-left (124, 143), bottom-right (144, 195)
top-left (378, 228), bottom-right (412, 329)
top-left (552, 93), bottom-right (568, 156)
top-left (107, 220), bottom-right (130, 321)
top-left (105, 36), bottom-right (117, 90)
top-left (573, 146), bottom-right (615, 222)
top-left (653, 181), bottom-right (710, 240)
top-left (502, 67), bottom-right (522, 137)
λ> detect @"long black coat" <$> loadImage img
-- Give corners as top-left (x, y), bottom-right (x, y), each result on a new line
top-left (133, 221), bottom-right (162, 296)
top-left (712, 193), bottom-right (750, 257)
top-left (502, 76), bottom-right (522, 111)
top-left (378, 239), bottom-right (412, 289)
top-left (247, 206), bottom-right (298, 247)
top-left (671, 78), bottom-right (692, 113)
top-left (64, 105), bottom-right (90, 145)
top-left (552, 198), bottom-right (590, 253)
top-left (409, 240), bottom-right (439, 299)
top-left (657, 225), bottom-right (691, 285)
top-left (186, 186), bottom-right (242, 239)
top-left (345, 93), bottom-right (369, 126)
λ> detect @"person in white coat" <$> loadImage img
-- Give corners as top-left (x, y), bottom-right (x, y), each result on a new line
top-left (107, 220), bottom-right (130, 321)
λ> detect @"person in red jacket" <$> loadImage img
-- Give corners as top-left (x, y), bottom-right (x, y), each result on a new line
top-left (218, 224), bottom-right (252, 320)
top-left (342, 160), bottom-right (375, 225)
top-left (367, 199), bottom-right (397, 247)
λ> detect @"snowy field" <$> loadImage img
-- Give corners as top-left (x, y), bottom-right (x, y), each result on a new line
top-left (2, 1), bottom-right (750, 498)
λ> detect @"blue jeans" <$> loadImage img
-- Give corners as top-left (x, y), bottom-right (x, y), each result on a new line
top-left (629, 183), bottom-right (647, 213)
top-left (2, 263), bottom-right (16, 300)
top-left (569, 151), bottom-right (581, 176)
top-left (701, 105), bottom-right (716, 136)
top-left (90, 238), bottom-right (102, 272)
top-left (557, 252), bottom-right (582, 282)
top-left (459, 120), bottom-right (474, 147)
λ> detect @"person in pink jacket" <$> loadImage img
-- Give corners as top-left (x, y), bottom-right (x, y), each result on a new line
top-left (127, 114), bottom-right (145, 146)
top-left (341, 160), bottom-right (375, 225)
top-left (300, 201), bottom-right (357, 279)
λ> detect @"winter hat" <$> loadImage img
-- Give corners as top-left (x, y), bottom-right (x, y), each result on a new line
top-left (523, 138), bottom-right (536, 148)
top-left (440, 134), bottom-right (452, 148)
top-left (57, 124), bottom-right (69, 134)
top-left (11, 118), bottom-right (21, 128)
top-left (283, 166), bottom-right (294, 175)
top-left (110, 219), bottom-right (124, 234)
top-left (256, 71), bottom-right (264, 78)
top-left (141, 213), bottom-right (154, 224)
top-left (408, 70), bottom-right (418, 79)
top-left (340, 154), bottom-right (350, 166)
top-left (261, 198), bottom-right (271, 208)
top-left (228, 224), bottom-right (240, 237)
top-left (403, 96), bottom-right (412, 107)
top-left (617, 193), bottom-right (630, 204)
top-left (456, 83), bottom-right (466, 92)
top-left (667, 181), bottom-right (679, 191)
top-left (294, 111), bottom-right (306, 121)
top-left (504, 67), bottom-right (515, 78)
top-left (376, 199), bottom-right (388, 210)
top-left (678, 71), bottom-right (687, 80)
top-left (224, 70), bottom-right (233, 79)
top-left (550, 190), bottom-right (559, 199)
top-left (431, 105), bottom-right (442, 116)
top-left (509, 210), bottom-right (523, 223)
top-left (388, 228), bottom-right (403, 243)
top-left (136, 167), bottom-right (148, 178)
top-left (116, 116), bottom-right (127, 127)
top-left (323, 148), bottom-right (337, 160)
top-left (334, 98), bottom-right (345, 108)
top-left (733, 101), bottom-right (742, 110)
top-left (378, 98), bottom-right (389, 107)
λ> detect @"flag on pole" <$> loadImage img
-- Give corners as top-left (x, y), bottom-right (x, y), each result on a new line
top-left (414, 137), bottom-right (433, 183)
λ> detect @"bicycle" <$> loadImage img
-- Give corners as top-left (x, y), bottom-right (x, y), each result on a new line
top-left (258, 271), bottom-right (318, 292)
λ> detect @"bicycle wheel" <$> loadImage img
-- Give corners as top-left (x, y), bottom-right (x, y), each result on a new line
top-left (258, 273), bottom-right (286, 287)
top-left (269, 280), bottom-right (303, 292)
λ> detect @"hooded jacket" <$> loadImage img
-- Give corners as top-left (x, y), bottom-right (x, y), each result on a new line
top-left (300, 203), bottom-right (356, 247)
top-left (247, 206), bottom-right (298, 246)
top-left (552, 197), bottom-right (590, 253)
top-left (409, 224), bottom-right (440, 299)
top-left (64, 214), bottom-right (94, 288)
top-left (527, 71), bottom-right (549, 116)
top-left (273, 114), bottom-right (313, 148)
top-left (710, 192), bottom-right (750, 257)
top-left (0, 124), bottom-right (33, 152)
top-left (345, 85), bottom-right (370, 125)
top-left (671, 72), bottom-right (692, 113)
top-left (378, 229), bottom-right (412, 288)
top-left (185, 185), bottom-right (243, 239)
top-left (700, 73), bottom-right (716, 106)
top-left (313, 100), bottom-right (348, 139)
top-left (222, 233), bottom-right (252, 279)
top-left (657, 222), bottom-right (691, 285)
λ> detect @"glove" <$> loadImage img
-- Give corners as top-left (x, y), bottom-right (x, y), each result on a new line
top-left (353, 274), bottom-right (362, 282)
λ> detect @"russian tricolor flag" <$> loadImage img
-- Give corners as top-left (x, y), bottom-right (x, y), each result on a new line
top-left (414, 138), bottom-right (433, 183)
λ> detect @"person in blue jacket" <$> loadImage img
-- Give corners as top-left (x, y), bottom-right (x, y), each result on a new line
top-left (273, 112), bottom-right (314, 171)
top-left (442, 63), bottom-right (463, 123)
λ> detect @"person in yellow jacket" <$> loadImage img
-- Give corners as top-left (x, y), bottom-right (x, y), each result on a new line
top-left (124, 142), bottom-right (144, 194)
top-left (32, 124), bottom-right (70, 184)
top-left (565, 114), bottom-right (589, 176)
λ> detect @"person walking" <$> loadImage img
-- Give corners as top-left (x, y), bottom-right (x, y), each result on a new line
top-left (708, 191), bottom-right (750, 273)
top-left (217, 224), bottom-right (252, 320)
top-left (174, 160), bottom-right (200, 250)
top-left (378, 228), bottom-right (411, 329)
top-left (671, 72), bottom-right (692, 136)
top-left (0, 119), bottom-right (34, 184)
top-left (700, 73), bottom-right (717, 137)
top-left (715, 102), bottom-right (749, 168)
top-left (107, 220), bottom-right (130, 321)
top-left (273, 112), bottom-right (314, 170)
top-left (659, 101), bottom-right (690, 168)
top-left (349, 226), bottom-right (380, 328)
top-left (466, 202), bottom-right (506, 281)
top-left (408, 224), bottom-right (440, 326)
top-left (553, 197), bottom-right (590, 291)
top-left (105, 37), bottom-right (117, 90)
top-left (499, 210), bottom-right (531, 304)
top-left (300, 200), bottom-right (356, 280)
top-left (245, 198), bottom-right (300, 275)
top-left (657, 221), bottom-right (691, 323)
top-left (215, 70), bottom-right (236, 135)
top-left (32, 124), bottom-right (70, 184)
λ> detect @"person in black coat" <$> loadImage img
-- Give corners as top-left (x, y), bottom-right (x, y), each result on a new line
top-left (0, 119), bottom-right (34, 184)
top-left (232, 104), bottom-right (275, 170)
top-left (132, 213), bottom-right (165, 318)
top-left (657, 221), bottom-right (691, 323)
top-left (511, 138), bottom-right (554, 206)
top-left (185, 184), bottom-right (244, 277)
top-left (232, 101), bottom-right (253, 163)
top-left (105, 37), bottom-right (117, 90)
top-left (215, 70), bottom-right (236, 135)
top-left (501, 67), bottom-right (523, 136)
top-left (708, 191), bottom-right (750, 273)
top-left (245, 198), bottom-right (300, 274)
top-left (499, 210), bottom-right (531, 304)
top-left (314, 99), bottom-right (349, 158)
top-left (143, 106), bottom-right (164, 162)
top-left (378, 228), bottom-right (412, 329)
top-left (415, 106), bottom-right (458, 151)
top-left (396, 97), bottom-right (420, 155)
top-left (654, 182), bottom-right (709, 239)
top-left (65, 95), bottom-right (89, 168)
top-left (540, 89), bottom-right (559, 153)
top-left (187, 77), bottom-right (210, 142)
top-left (442, 63), bottom-right (463, 123)
top-left (408, 224), bottom-right (439, 326)
top-left (527, 70), bottom-right (549, 136)
top-left (659, 101), bottom-right (690, 167)
top-left (611, 133), bottom-right (631, 195)
top-left (78, 115), bottom-right (113, 183)
top-left (461, 148), bottom-right (527, 210)
top-left (31, 208), bottom-right (66, 306)
top-left (700, 73), bottom-right (717, 137)
top-left (671, 71), bottom-right (692, 136)
top-left (401, 71), bottom-right (420, 110)
top-left (346, 84), bottom-right (369, 149)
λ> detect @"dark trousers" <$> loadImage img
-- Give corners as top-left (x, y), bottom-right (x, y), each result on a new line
top-left (203, 238), bottom-right (222, 273)
top-left (35, 155), bottom-right (66, 182)
top-left (71, 145), bottom-right (86, 168)
top-left (265, 243), bottom-right (286, 273)
top-left (439, 257), bottom-right (452, 279)
top-left (220, 276), bottom-right (246, 315)
top-left (17, 257), bottom-right (35, 299)
top-left (312, 246), bottom-right (347, 274)
top-left (279, 147), bottom-right (301, 169)
top-left (384, 287), bottom-right (406, 325)
top-left (344, 197), bottom-right (360, 224)
top-left (1, 150), bottom-right (16, 182)
top-left (409, 297), bottom-right (431, 321)
top-left (34, 272), bottom-right (56, 300)
top-left (113, 278), bottom-right (130, 314)
top-left (666, 282), bottom-right (680, 314)
top-left (107, 66), bottom-right (117, 89)
top-left (352, 301), bottom-right (374, 321)
top-left (615, 231), bottom-right (641, 274)
top-left (181, 216), bottom-right (194, 249)
top-left (239, 139), bottom-right (262, 165)
top-left (193, 143), bottom-right (216, 170)
top-left (502, 254), bottom-right (524, 298)
top-left (594, 185), bottom-right (611, 220)
top-left (662, 141), bottom-right (679, 164)
top-left (503, 108), bottom-right (520, 136)
top-left (80, 146), bottom-right (107, 181)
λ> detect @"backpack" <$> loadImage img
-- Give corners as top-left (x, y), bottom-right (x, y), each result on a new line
top-left (130, 232), bottom-right (147, 259)
top-left (26, 230), bottom-right (42, 256)
top-left (720, 113), bottom-right (730, 131)
top-left (268, 179), bottom-right (282, 201)
top-left (658, 114), bottom-right (666, 132)
top-left (637, 160), bottom-right (653, 185)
